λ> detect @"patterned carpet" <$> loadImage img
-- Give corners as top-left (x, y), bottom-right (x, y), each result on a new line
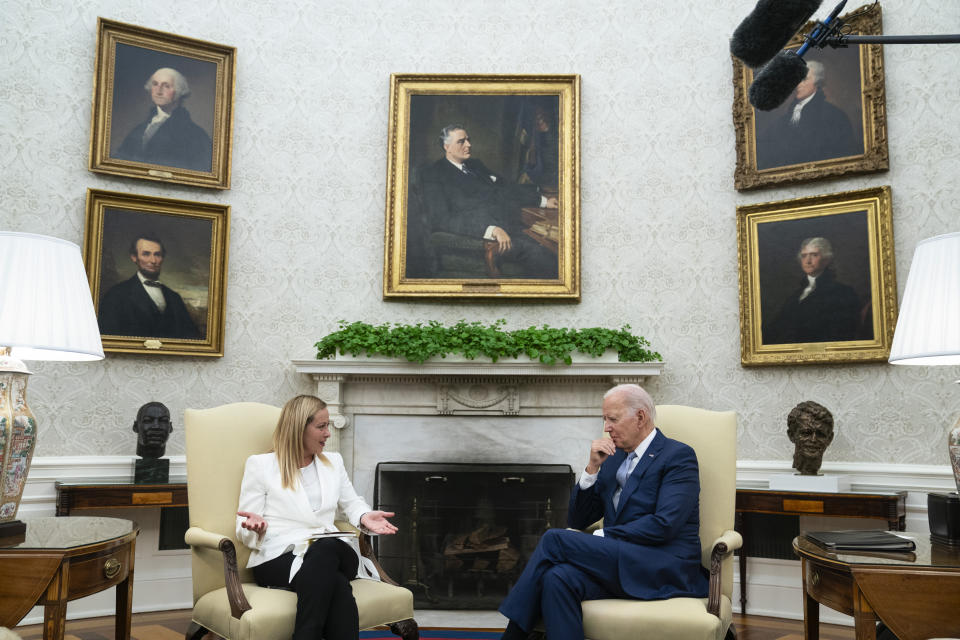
top-left (360, 630), bottom-right (502, 640)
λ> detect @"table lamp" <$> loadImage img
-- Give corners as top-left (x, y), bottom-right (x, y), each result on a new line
top-left (0, 231), bottom-right (104, 541)
top-left (888, 231), bottom-right (960, 544)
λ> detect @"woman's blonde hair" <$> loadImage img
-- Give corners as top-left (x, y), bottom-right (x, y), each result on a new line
top-left (273, 395), bottom-right (330, 490)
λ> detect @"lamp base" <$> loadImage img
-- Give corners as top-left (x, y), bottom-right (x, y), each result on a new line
top-left (927, 492), bottom-right (960, 547)
top-left (0, 519), bottom-right (27, 547)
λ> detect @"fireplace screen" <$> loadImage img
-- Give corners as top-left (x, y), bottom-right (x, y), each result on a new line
top-left (374, 462), bottom-right (574, 609)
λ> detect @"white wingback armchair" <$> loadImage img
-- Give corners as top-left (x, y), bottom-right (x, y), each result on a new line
top-left (183, 402), bottom-right (418, 640)
top-left (580, 404), bottom-right (741, 640)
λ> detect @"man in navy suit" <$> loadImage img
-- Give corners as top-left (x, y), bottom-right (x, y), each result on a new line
top-left (98, 233), bottom-right (201, 339)
top-left (498, 384), bottom-right (707, 640)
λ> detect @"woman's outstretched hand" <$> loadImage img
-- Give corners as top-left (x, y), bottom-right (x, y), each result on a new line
top-left (237, 510), bottom-right (268, 539)
top-left (360, 510), bottom-right (398, 535)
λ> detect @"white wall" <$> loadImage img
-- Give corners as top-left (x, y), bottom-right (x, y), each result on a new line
top-left (4, 0), bottom-right (958, 468)
top-left (3, 0), bottom-right (960, 623)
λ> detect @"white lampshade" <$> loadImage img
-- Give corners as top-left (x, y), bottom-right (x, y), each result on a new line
top-left (889, 231), bottom-right (960, 365)
top-left (0, 231), bottom-right (104, 362)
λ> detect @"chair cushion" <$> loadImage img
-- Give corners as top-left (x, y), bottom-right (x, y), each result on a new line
top-left (193, 579), bottom-right (414, 640)
top-left (582, 595), bottom-right (732, 640)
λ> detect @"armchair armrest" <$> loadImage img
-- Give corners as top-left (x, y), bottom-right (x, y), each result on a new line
top-left (185, 526), bottom-right (252, 620)
top-left (334, 520), bottom-right (400, 586)
top-left (707, 529), bottom-right (742, 617)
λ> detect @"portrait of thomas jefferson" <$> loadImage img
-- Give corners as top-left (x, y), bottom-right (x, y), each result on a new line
top-left (757, 212), bottom-right (874, 346)
top-left (109, 43), bottom-right (217, 172)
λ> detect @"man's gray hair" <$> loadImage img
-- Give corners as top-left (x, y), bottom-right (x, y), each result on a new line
top-left (805, 60), bottom-right (825, 87)
top-left (144, 67), bottom-right (191, 100)
top-left (797, 237), bottom-right (834, 262)
top-left (439, 123), bottom-right (466, 146)
top-left (603, 384), bottom-right (657, 422)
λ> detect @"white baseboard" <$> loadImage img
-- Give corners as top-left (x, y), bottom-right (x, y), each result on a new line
top-left (13, 456), bottom-right (954, 626)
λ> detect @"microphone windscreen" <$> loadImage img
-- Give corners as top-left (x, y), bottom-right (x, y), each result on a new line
top-left (731, 0), bottom-right (822, 68)
top-left (749, 50), bottom-right (809, 111)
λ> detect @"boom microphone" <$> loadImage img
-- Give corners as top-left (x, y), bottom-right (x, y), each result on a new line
top-left (730, 0), bottom-right (822, 68)
top-left (748, 50), bottom-right (809, 111)
top-left (747, 0), bottom-right (848, 110)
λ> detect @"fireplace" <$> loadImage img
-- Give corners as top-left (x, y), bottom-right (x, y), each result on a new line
top-left (374, 462), bottom-right (574, 609)
top-left (291, 357), bottom-right (661, 607)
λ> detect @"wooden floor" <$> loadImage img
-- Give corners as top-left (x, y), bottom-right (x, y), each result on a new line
top-left (12, 609), bottom-right (856, 640)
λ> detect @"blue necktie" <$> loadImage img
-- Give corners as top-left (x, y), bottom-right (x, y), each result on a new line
top-left (613, 452), bottom-right (637, 509)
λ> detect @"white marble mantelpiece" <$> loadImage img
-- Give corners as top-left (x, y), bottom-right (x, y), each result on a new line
top-left (292, 358), bottom-right (663, 498)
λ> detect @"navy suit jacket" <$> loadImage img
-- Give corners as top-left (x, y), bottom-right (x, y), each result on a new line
top-left (568, 430), bottom-right (708, 599)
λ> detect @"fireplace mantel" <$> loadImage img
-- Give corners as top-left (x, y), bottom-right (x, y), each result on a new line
top-left (292, 357), bottom-right (663, 378)
top-left (292, 357), bottom-right (663, 477)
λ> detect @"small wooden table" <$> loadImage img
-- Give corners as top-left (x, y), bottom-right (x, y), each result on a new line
top-left (0, 516), bottom-right (139, 639)
top-left (735, 488), bottom-right (906, 613)
top-left (794, 533), bottom-right (960, 640)
top-left (55, 476), bottom-right (187, 515)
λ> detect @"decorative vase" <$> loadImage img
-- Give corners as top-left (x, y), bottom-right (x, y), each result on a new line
top-left (0, 350), bottom-right (36, 529)
top-left (949, 414), bottom-right (960, 495)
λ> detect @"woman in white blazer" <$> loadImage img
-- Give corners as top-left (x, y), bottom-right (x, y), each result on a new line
top-left (236, 395), bottom-right (398, 640)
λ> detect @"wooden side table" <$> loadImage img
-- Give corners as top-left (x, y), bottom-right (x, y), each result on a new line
top-left (735, 488), bottom-right (906, 613)
top-left (55, 477), bottom-right (187, 515)
top-left (0, 516), bottom-right (139, 639)
top-left (794, 533), bottom-right (960, 640)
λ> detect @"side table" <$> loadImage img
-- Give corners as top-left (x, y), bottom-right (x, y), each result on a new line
top-left (0, 516), bottom-right (139, 639)
top-left (735, 487), bottom-right (906, 613)
top-left (794, 532), bottom-right (960, 640)
top-left (55, 476), bottom-right (187, 515)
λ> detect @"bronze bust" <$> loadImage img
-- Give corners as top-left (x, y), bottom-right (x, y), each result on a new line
top-left (787, 401), bottom-right (834, 475)
top-left (132, 401), bottom-right (172, 482)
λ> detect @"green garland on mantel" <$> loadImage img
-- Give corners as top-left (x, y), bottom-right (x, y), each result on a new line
top-left (314, 319), bottom-right (662, 366)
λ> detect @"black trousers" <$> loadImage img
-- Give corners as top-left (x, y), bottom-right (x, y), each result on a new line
top-left (253, 538), bottom-right (360, 640)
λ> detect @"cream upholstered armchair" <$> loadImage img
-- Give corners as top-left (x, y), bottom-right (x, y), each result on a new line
top-left (580, 404), bottom-right (741, 640)
top-left (183, 402), bottom-right (418, 640)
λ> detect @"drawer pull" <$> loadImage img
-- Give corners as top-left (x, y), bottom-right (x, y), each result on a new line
top-left (104, 558), bottom-right (122, 579)
top-left (811, 570), bottom-right (820, 586)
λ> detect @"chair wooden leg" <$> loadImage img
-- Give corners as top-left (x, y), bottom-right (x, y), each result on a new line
top-left (388, 617), bottom-right (420, 640)
top-left (724, 622), bottom-right (738, 640)
top-left (185, 621), bottom-right (210, 640)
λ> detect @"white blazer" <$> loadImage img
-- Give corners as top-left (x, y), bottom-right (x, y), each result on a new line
top-left (236, 451), bottom-right (379, 582)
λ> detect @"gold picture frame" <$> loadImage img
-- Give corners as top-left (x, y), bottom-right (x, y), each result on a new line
top-left (732, 3), bottom-right (888, 191)
top-left (83, 188), bottom-right (230, 357)
top-left (88, 18), bottom-right (236, 189)
top-left (737, 186), bottom-right (897, 366)
top-left (383, 74), bottom-right (580, 299)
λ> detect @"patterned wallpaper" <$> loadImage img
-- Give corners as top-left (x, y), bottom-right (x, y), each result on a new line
top-left (2, 0), bottom-right (958, 467)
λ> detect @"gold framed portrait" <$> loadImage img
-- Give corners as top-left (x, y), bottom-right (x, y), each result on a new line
top-left (383, 74), bottom-right (580, 299)
top-left (88, 18), bottom-right (236, 189)
top-left (732, 3), bottom-right (888, 191)
top-left (737, 186), bottom-right (897, 366)
top-left (83, 188), bottom-right (230, 357)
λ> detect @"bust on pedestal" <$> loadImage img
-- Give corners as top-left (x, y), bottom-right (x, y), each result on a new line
top-left (133, 402), bottom-right (172, 483)
top-left (770, 401), bottom-right (849, 492)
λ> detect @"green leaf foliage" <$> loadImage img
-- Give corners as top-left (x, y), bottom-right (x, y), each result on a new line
top-left (314, 320), bottom-right (661, 365)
